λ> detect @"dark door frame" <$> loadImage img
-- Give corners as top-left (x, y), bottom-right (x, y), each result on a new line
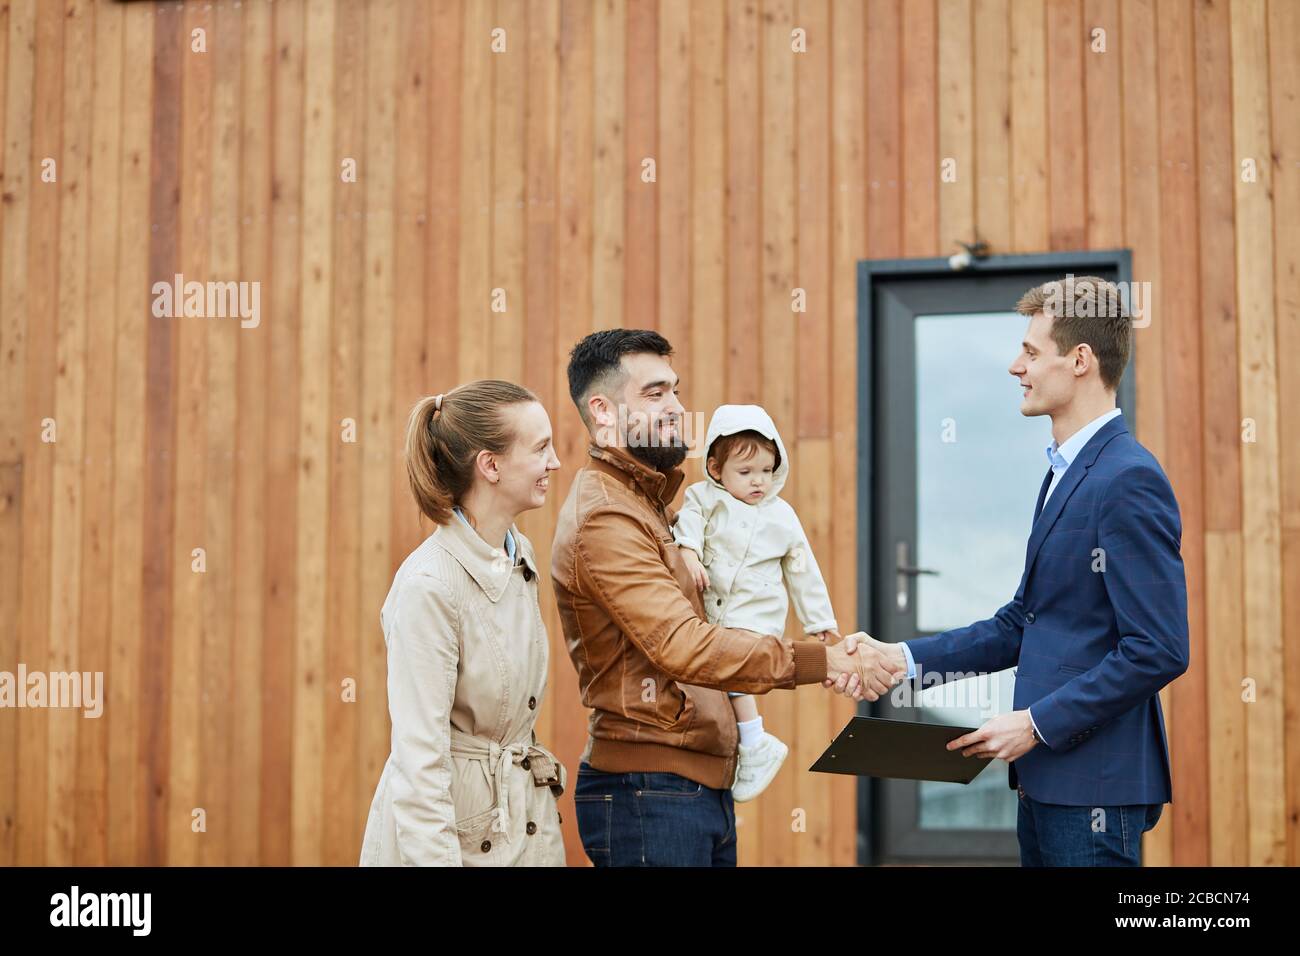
top-left (854, 249), bottom-right (1135, 866)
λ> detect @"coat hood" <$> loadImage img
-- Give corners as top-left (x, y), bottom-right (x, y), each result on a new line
top-left (701, 404), bottom-right (790, 503)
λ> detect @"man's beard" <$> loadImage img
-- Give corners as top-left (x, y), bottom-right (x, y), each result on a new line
top-left (626, 440), bottom-right (688, 473)
top-left (621, 411), bottom-right (688, 472)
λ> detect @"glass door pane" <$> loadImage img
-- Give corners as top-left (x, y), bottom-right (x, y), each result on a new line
top-left (912, 312), bottom-right (1050, 831)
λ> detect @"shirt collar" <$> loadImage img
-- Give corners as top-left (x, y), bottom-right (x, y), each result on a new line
top-left (453, 505), bottom-right (516, 563)
top-left (439, 507), bottom-right (536, 603)
top-left (1045, 407), bottom-right (1123, 473)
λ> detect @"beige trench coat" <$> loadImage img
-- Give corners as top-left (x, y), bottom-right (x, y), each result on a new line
top-left (359, 515), bottom-right (567, 866)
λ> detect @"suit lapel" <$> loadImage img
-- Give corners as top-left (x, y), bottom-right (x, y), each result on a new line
top-left (1020, 415), bottom-right (1129, 588)
top-left (1032, 467), bottom-right (1053, 523)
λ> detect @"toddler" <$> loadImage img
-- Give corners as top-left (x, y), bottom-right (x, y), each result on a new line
top-left (672, 404), bottom-right (839, 802)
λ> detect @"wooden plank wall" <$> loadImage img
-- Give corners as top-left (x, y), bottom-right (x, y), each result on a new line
top-left (0, 0), bottom-right (1295, 867)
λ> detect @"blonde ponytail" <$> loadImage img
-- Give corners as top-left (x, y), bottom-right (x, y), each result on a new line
top-left (404, 380), bottom-right (539, 526)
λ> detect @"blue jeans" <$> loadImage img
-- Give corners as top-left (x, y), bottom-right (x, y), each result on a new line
top-left (574, 761), bottom-right (737, 867)
top-left (1016, 785), bottom-right (1163, 866)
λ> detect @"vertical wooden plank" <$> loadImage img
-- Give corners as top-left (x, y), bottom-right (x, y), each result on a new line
top-left (690, 0), bottom-right (725, 462)
top-left (389, 0), bottom-right (429, 563)
top-left (0, 0), bottom-right (38, 868)
top-left (937, 0), bottom-right (973, 255)
top-left (261, 0), bottom-right (304, 866)
top-left (1120, 0), bottom-right (1165, 466)
top-left (1205, 532), bottom-right (1246, 863)
top-left (1045, 0), bottom-right (1085, 249)
top-left (357, 0), bottom-right (398, 861)
top-left (760, 0), bottom-right (798, 868)
top-left (232, 0), bottom-right (271, 868)
top-left (16, 0), bottom-right (64, 867)
top-left (324, 0), bottom-right (366, 868)
top-left (900, 0), bottom-right (937, 256)
top-left (107, 0), bottom-right (152, 866)
top-left (591, 0), bottom-right (625, 334)
top-left (45, 0), bottom-right (92, 868)
top-left (656, 0), bottom-right (690, 353)
top-left (1230, 0), bottom-right (1285, 867)
top-left (973, 0), bottom-right (1011, 252)
top-left (291, 0), bottom-right (335, 868)
top-left (0, 0), bottom-right (35, 469)
top-left (796, 0), bottom-right (830, 442)
top-left (793, 0), bottom-right (832, 867)
top-left (0, 0), bottom-right (8, 437)
top-left (1083, 0), bottom-right (1122, 248)
top-left (493, 0), bottom-right (527, 385)
top-left (1285, 530), bottom-right (1300, 864)
top-left (865, 0), bottom-right (901, 260)
top-left (1196, 0), bottom-right (1241, 535)
top-left (830, 0), bottom-right (868, 870)
top-left (624, 0), bottom-right (656, 330)
top-left (141, 0), bottom-right (181, 868)
top-left (167, 0), bottom-right (213, 868)
top-left (458, 0), bottom-right (492, 382)
top-left (428, 0), bottom-right (462, 404)
top-left (1009, 0), bottom-right (1048, 252)
top-left (195, 0), bottom-right (242, 869)
top-left (726, 0), bottom-right (761, 403)
top-left (554, 0), bottom-right (596, 864)
top-left (1155, 0), bottom-right (1207, 866)
top-left (1193, 0), bottom-right (1246, 867)
top-left (1266, 0), bottom-right (1300, 866)
top-left (75, 0), bottom-right (123, 867)
top-left (0, 0), bottom-right (10, 861)
top-left (670, 0), bottom-right (702, 481)
top-left (1272, 0), bottom-right (1300, 536)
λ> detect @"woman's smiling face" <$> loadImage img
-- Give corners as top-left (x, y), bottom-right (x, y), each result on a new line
top-left (495, 401), bottom-right (561, 513)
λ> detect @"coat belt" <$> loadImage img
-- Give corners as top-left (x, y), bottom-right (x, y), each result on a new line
top-left (448, 729), bottom-right (566, 842)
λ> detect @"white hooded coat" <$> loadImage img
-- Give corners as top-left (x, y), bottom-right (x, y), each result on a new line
top-left (671, 404), bottom-right (838, 638)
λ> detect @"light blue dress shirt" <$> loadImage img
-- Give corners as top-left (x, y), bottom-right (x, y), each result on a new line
top-left (896, 408), bottom-right (1124, 748)
top-left (452, 505), bottom-right (516, 564)
top-left (1043, 407), bottom-right (1122, 505)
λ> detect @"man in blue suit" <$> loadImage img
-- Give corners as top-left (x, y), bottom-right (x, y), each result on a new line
top-left (844, 275), bottom-right (1188, 866)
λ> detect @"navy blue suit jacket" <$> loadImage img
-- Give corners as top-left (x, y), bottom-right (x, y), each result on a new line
top-left (905, 414), bottom-right (1188, 806)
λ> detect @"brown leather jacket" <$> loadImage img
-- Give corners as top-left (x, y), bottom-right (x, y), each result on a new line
top-left (550, 442), bottom-right (829, 789)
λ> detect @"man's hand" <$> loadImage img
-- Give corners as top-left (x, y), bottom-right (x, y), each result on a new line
top-left (679, 547), bottom-right (709, 592)
top-left (824, 632), bottom-right (906, 702)
top-left (823, 633), bottom-right (906, 691)
top-left (946, 710), bottom-right (1038, 762)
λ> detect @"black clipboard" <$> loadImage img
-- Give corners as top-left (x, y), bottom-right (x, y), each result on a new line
top-left (809, 715), bottom-right (993, 784)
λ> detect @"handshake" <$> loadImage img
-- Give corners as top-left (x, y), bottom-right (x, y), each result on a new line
top-left (819, 632), bottom-right (908, 702)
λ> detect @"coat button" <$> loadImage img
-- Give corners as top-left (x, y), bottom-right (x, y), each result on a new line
top-left (528, 696), bottom-right (537, 710)
top-left (480, 840), bottom-right (491, 853)
top-left (521, 756), bottom-right (531, 770)
top-left (1025, 611), bottom-right (1036, 624)
top-left (526, 821), bottom-right (537, 835)
top-left (716, 598), bottom-right (722, 607)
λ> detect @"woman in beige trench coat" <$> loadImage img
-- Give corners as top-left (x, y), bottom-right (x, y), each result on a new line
top-left (360, 380), bottom-right (566, 866)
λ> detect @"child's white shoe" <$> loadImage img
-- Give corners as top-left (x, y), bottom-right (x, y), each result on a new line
top-left (732, 732), bottom-right (789, 802)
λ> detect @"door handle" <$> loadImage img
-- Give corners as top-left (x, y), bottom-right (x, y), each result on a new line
top-left (895, 541), bottom-right (939, 612)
